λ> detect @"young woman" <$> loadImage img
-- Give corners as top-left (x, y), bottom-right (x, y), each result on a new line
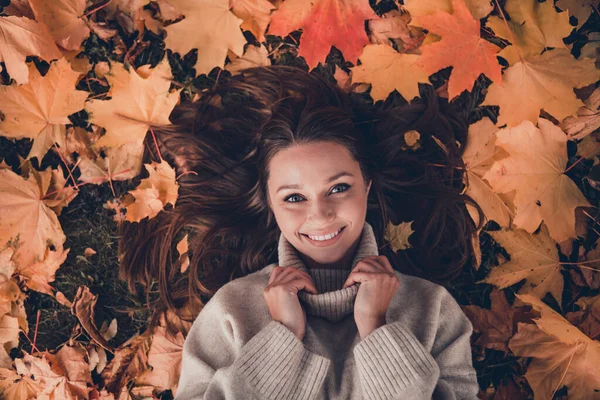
top-left (118, 65), bottom-right (485, 399)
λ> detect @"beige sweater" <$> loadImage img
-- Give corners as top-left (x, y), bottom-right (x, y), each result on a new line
top-left (175, 221), bottom-right (479, 399)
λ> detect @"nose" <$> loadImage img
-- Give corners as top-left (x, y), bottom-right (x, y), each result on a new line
top-left (307, 197), bottom-right (335, 223)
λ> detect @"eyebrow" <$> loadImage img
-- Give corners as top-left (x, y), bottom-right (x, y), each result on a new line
top-left (276, 172), bottom-right (354, 193)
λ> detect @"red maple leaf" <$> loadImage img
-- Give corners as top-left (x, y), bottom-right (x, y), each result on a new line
top-left (267, 0), bottom-right (379, 70)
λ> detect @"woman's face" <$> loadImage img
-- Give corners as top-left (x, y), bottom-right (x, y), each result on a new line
top-left (267, 141), bottom-right (371, 269)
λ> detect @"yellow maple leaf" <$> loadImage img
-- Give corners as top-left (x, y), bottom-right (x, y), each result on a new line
top-left (476, 224), bottom-right (564, 306)
top-left (0, 57), bottom-right (89, 162)
top-left (350, 44), bottom-right (430, 102)
top-left (28, 0), bottom-right (90, 51)
top-left (462, 117), bottom-right (514, 228)
top-left (86, 57), bottom-right (181, 149)
top-left (0, 168), bottom-right (68, 281)
top-left (384, 220), bottom-right (415, 251)
top-left (481, 49), bottom-right (600, 128)
top-left (231, 0), bottom-right (275, 43)
top-left (509, 294), bottom-right (600, 399)
top-left (125, 159), bottom-right (180, 222)
top-left (482, 118), bottom-right (591, 243)
top-left (486, 0), bottom-right (573, 66)
top-left (0, 16), bottom-right (62, 84)
top-left (163, 0), bottom-right (246, 77)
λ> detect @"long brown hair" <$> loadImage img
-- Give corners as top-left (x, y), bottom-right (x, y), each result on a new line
top-left (117, 65), bottom-right (484, 336)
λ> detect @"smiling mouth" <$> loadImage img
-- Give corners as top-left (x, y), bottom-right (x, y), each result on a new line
top-left (301, 226), bottom-right (346, 239)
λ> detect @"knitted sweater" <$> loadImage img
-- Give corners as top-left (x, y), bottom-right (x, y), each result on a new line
top-left (175, 221), bottom-right (480, 399)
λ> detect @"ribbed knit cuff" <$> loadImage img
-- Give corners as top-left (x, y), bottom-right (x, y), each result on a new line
top-left (234, 320), bottom-right (331, 400)
top-left (353, 322), bottom-right (440, 400)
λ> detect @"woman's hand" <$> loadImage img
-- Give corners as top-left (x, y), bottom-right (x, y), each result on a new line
top-left (263, 266), bottom-right (318, 341)
top-left (342, 256), bottom-right (400, 339)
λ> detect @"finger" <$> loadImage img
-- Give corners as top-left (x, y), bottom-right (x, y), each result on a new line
top-left (268, 266), bottom-right (294, 286)
top-left (285, 276), bottom-right (318, 295)
top-left (274, 268), bottom-right (318, 294)
top-left (356, 257), bottom-right (386, 272)
top-left (342, 271), bottom-right (378, 288)
top-left (373, 256), bottom-right (395, 273)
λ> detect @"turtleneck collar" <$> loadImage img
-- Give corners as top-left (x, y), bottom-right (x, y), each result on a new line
top-left (277, 221), bottom-right (379, 322)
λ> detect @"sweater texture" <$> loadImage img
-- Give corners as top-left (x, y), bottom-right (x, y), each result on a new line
top-left (175, 221), bottom-right (480, 399)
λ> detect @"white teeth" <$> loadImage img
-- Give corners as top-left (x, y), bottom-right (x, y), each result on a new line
top-left (308, 229), bottom-right (341, 241)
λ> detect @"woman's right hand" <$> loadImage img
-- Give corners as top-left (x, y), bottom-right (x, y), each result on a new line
top-left (263, 266), bottom-right (318, 341)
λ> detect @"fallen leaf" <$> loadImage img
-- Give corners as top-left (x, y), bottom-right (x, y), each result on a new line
top-left (384, 220), bottom-right (415, 251)
top-left (0, 16), bottom-right (62, 84)
top-left (231, 0), bottom-right (275, 42)
top-left (163, 0), bottom-right (246, 77)
top-left (481, 49), bottom-right (600, 128)
top-left (70, 286), bottom-right (113, 352)
top-left (415, 0), bottom-right (502, 99)
top-left (486, 0), bottom-right (572, 66)
top-left (476, 224), bottom-right (565, 307)
top-left (267, 0), bottom-right (379, 70)
top-left (403, 0), bottom-right (494, 21)
top-left (462, 117), bottom-right (514, 228)
top-left (125, 159), bottom-right (179, 222)
top-left (509, 294), bottom-right (600, 399)
top-left (28, 0), bottom-right (90, 51)
top-left (350, 43), bottom-right (430, 102)
top-left (0, 168), bottom-right (67, 273)
top-left (0, 57), bottom-right (89, 162)
top-left (482, 118), bottom-right (591, 243)
top-left (86, 57), bottom-right (181, 149)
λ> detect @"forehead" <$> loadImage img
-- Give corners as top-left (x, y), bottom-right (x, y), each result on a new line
top-left (268, 142), bottom-right (358, 183)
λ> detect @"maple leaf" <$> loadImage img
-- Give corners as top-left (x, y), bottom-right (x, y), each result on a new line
top-left (509, 294), bottom-right (600, 399)
top-left (225, 44), bottom-right (271, 76)
top-left (0, 57), bottom-right (89, 162)
top-left (482, 49), bottom-right (600, 128)
top-left (28, 0), bottom-right (90, 51)
top-left (349, 44), bottom-right (430, 102)
top-left (482, 118), bottom-right (591, 243)
top-left (557, 0), bottom-right (599, 29)
top-left (415, 0), bottom-right (502, 100)
top-left (125, 159), bottom-right (180, 222)
top-left (0, 16), bottom-right (62, 84)
top-left (462, 117), bottom-right (514, 228)
top-left (0, 168), bottom-right (68, 273)
top-left (367, 9), bottom-right (425, 52)
top-left (135, 324), bottom-right (184, 394)
top-left (267, 0), bottom-right (379, 70)
top-left (561, 86), bottom-right (600, 140)
top-left (487, 0), bottom-right (573, 66)
top-left (77, 141), bottom-right (145, 186)
top-left (85, 57), bottom-right (181, 149)
top-left (476, 224), bottom-right (565, 307)
top-left (18, 246), bottom-right (69, 296)
top-left (462, 288), bottom-right (539, 353)
top-left (565, 294), bottom-right (600, 340)
top-left (231, 0), bottom-right (276, 42)
top-left (384, 220), bottom-right (415, 251)
top-left (163, 0), bottom-right (246, 77)
top-left (403, 0), bottom-right (494, 21)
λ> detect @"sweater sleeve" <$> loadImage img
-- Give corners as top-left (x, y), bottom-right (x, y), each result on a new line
top-left (352, 288), bottom-right (479, 400)
top-left (174, 294), bottom-right (331, 400)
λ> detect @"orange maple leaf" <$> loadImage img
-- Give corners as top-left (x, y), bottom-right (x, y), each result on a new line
top-left (415, 0), bottom-right (502, 99)
top-left (267, 0), bottom-right (379, 70)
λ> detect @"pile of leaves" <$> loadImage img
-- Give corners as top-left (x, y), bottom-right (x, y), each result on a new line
top-left (0, 0), bottom-right (599, 398)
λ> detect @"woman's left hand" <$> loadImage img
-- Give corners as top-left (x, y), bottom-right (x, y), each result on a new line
top-left (342, 255), bottom-right (400, 339)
